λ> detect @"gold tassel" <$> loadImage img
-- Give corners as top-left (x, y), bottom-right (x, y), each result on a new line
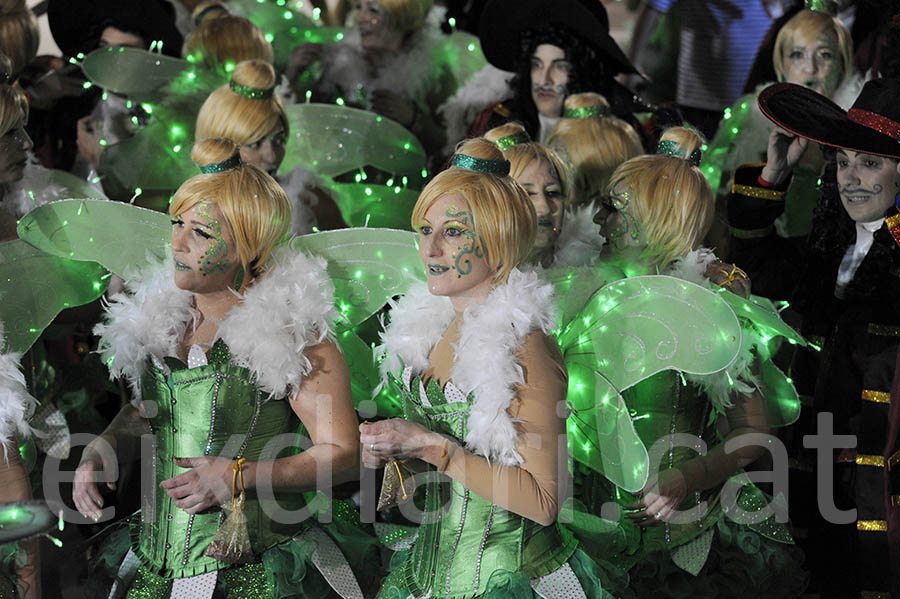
top-left (204, 457), bottom-right (255, 564)
top-left (377, 459), bottom-right (415, 511)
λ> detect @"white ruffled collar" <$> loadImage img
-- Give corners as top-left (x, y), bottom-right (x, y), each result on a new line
top-left (376, 268), bottom-right (557, 466)
top-left (95, 248), bottom-right (336, 402)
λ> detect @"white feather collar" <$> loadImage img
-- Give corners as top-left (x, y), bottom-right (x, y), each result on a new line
top-left (0, 321), bottom-right (37, 453)
top-left (317, 9), bottom-right (446, 111)
top-left (376, 268), bottom-right (557, 466)
top-left (551, 204), bottom-right (606, 268)
top-left (95, 248), bottom-right (336, 402)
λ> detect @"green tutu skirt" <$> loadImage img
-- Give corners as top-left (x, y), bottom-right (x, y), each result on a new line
top-left (376, 546), bottom-right (628, 599)
top-left (89, 501), bottom-right (380, 599)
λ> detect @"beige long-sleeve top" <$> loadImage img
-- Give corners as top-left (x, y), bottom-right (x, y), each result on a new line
top-left (419, 318), bottom-right (569, 526)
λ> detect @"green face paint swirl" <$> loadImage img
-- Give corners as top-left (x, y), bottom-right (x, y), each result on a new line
top-left (445, 205), bottom-right (484, 277)
top-left (608, 190), bottom-right (642, 250)
top-left (196, 202), bottom-right (233, 276)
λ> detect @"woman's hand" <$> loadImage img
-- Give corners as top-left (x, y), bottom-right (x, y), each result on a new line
top-left (160, 456), bottom-right (235, 515)
top-left (705, 260), bottom-right (751, 298)
top-left (76, 115), bottom-right (103, 171)
top-left (761, 127), bottom-right (809, 187)
top-left (624, 467), bottom-right (689, 527)
top-left (73, 454), bottom-right (117, 521)
top-left (370, 90), bottom-right (417, 129)
top-left (359, 419), bottom-right (438, 468)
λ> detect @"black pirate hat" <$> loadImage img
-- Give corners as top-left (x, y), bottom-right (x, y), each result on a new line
top-left (758, 80), bottom-right (900, 159)
top-left (48, 0), bottom-right (183, 59)
top-left (478, 0), bottom-right (637, 76)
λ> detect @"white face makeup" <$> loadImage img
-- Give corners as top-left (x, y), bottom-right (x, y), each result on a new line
top-left (417, 193), bottom-right (494, 300)
top-left (357, 0), bottom-right (403, 53)
top-left (517, 158), bottom-right (564, 255)
top-left (239, 123), bottom-right (287, 177)
top-left (836, 150), bottom-right (900, 223)
top-left (171, 202), bottom-right (243, 294)
top-left (99, 26), bottom-right (146, 50)
top-left (0, 121), bottom-right (32, 184)
top-left (530, 44), bottom-right (570, 118)
top-left (782, 30), bottom-right (841, 97)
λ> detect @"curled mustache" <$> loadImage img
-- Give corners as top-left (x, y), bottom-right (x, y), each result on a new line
top-left (839, 184), bottom-right (884, 195)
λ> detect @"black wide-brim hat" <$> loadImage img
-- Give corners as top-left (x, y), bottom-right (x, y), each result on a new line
top-left (48, 0), bottom-right (183, 59)
top-left (758, 80), bottom-right (900, 159)
top-left (478, 0), bottom-right (637, 76)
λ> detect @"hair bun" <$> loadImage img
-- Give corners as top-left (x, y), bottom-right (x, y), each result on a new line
top-left (658, 126), bottom-right (706, 160)
top-left (483, 122), bottom-right (528, 145)
top-left (230, 59), bottom-right (276, 91)
top-left (564, 92), bottom-right (610, 112)
top-left (454, 137), bottom-right (506, 163)
top-left (192, 137), bottom-right (241, 168)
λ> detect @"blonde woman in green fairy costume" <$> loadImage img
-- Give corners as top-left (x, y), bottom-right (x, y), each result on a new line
top-left (74, 137), bottom-right (374, 598)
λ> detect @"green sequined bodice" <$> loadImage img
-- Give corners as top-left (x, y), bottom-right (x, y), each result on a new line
top-left (395, 369), bottom-right (577, 599)
top-left (134, 341), bottom-right (308, 579)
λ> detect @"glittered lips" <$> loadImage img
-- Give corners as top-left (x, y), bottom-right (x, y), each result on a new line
top-left (174, 258), bottom-right (191, 271)
top-left (538, 218), bottom-right (555, 229)
top-left (427, 264), bottom-right (450, 275)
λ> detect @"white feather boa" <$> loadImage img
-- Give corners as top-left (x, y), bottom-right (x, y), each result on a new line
top-left (1, 161), bottom-right (65, 219)
top-left (95, 249), bottom-right (336, 402)
top-left (317, 8), bottom-right (448, 113)
top-left (376, 268), bottom-right (556, 466)
top-left (437, 64), bottom-right (515, 156)
top-left (666, 249), bottom-right (761, 413)
top-left (278, 166), bottom-right (324, 236)
top-left (551, 204), bottom-right (606, 268)
top-left (0, 322), bottom-right (38, 454)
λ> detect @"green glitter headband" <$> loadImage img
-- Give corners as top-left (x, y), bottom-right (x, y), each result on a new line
top-left (494, 130), bottom-right (531, 151)
top-left (563, 105), bottom-right (609, 119)
top-left (451, 153), bottom-right (510, 176)
top-left (229, 78), bottom-right (275, 100)
top-left (199, 152), bottom-right (242, 174)
top-left (805, 0), bottom-right (838, 15)
top-left (656, 140), bottom-right (702, 167)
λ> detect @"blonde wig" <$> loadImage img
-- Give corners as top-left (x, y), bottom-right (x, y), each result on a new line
top-left (0, 0), bottom-right (38, 79)
top-left (412, 137), bottom-right (536, 284)
top-left (196, 60), bottom-right (288, 146)
top-left (182, 13), bottom-right (274, 73)
top-left (170, 137), bottom-right (291, 274)
top-left (484, 122), bottom-right (572, 203)
top-left (609, 126), bottom-right (713, 269)
top-left (191, 1), bottom-right (229, 26)
top-left (377, 0), bottom-right (432, 36)
top-left (0, 53), bottom-right (27, 136)
top-left (547, 92), bottom-right (643, 207)
top-left (772, 9), bottom-right (852, 90)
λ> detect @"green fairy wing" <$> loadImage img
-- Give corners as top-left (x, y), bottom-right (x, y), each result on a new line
top-left (715, 291), bottom-right (805, 427)
top-left (0, 240), bottom-right (108, 354)
top-left (227, 0), bottom-right (344, 72)
top-left (282, 103), bottom-right (426, 178)
top-left (18, 201), bottom-right (423, 327)
top-left (436, 30), bottom-right (487, 89)
top-left (328, 183), bottom-right (419, 229)
top-left (557, 275), bottom-right (743, 492)
top-left (81, 46), bottom-right (222, 102)
top-left (98, 119), bottom-right (197, 194)
top-left (17, 199), bottom-right (170, 276)
top-left (289, 228), bottom-right (423, 327)
top-left (543, 262), bottom-right (627, 331)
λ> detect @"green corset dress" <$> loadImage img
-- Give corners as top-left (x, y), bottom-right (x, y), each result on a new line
top-left (578, 371), bottom-right (805, 597)
top-left (134, 341), bottom-right (309, 579)
top-left (378, 367), bottom-right (601, 599)
top-left (108, 341), bottom-right (372, 599)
